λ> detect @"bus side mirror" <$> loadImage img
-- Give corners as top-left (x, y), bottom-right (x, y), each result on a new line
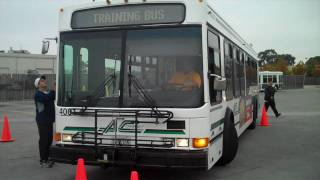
top-left (214, 77), bottom-right (227, 91)
top-left (42, 41), bottom-right (50, 54)
top-left (209, 74), bottom-right (227, 91)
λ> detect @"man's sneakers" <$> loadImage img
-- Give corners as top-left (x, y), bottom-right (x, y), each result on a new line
top-left (276, 113), bottom-right (282, 118)
top-left (40, 160), bottom-right (54, 168)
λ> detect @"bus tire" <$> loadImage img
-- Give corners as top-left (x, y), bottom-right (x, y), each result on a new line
top-left (216, 111), bottom-right (238, 166)
top-left (248, 100), bottom-right (257, 129)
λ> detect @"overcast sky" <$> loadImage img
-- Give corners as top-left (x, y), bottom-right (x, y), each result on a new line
top-left (0, 0), bottom-right (319, 62)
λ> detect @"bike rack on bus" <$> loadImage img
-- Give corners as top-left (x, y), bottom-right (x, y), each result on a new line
top-left (69, 108), bottom-right (174, 162)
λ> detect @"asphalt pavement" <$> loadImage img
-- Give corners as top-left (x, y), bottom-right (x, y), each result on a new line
top-left (0, 86), bottom-right (320, 180)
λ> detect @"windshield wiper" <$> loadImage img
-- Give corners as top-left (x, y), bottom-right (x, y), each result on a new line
top-left (128, 74), bottom-right (157, 109)
top-left (80, 56), bottom-right (119, 111)
top-left (128, 56), bottom-right (163, 119)
top-left (78, 73), bottom-right (116, 112)
top-left (92, 73), bottom-right (117, 99)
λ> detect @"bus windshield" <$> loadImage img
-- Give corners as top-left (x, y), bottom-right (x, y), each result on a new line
top-left (58, 26), bottom-right (203, 108)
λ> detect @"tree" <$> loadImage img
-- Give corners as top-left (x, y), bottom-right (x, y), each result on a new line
top-left (259, 58), bottom-right (289, 75)
top-left (258, 49), bottom-right (277, 66)
top-left (292, 61), bottom-right (305, 75)
top-left (277, 54), bottom-right (296, 66)
top-left (258, 49), bottom-right (296, 66)
top-left (305, 56), bottom-right (320, 77)
top-left (274, 58), bottom-right (289, 75)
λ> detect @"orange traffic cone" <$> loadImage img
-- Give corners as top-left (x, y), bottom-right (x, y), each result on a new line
top-left (259, 106), bottom-right (270, 126)
top-left (0, 115), bottom-right (15, 142)
top-left (75, 158), bottom-right (87, 180)
top-left (130, 171), bottom-right (139, 180)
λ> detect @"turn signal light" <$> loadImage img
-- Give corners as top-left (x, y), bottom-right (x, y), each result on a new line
top-left (192, 138), bottom-right (209, 148)
top-left (54, 132), bottom-right (61, 142)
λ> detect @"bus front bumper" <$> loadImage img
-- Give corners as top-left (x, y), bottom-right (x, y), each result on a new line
top-left (50, 145), bottom-right (208, 169)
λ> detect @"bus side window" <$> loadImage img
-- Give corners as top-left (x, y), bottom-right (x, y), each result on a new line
top-left (253, 61), bottom-right (257, 85)
top-left (208, 31), bottom-right (222, 104)
top-left (234, 48), bottom-right (241, 98)
top-left (245, 56), bottom-right (250, 95)
top-left (240, 52), bottom-right (245, 96)
top-left (224, 41), bottom-right (234, 100)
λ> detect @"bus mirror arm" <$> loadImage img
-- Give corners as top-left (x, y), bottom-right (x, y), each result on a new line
top-left (209, 73), bottom-right (223, 80)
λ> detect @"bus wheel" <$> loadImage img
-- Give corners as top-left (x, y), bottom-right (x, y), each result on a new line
top-left (248, 100), bottom-right (257, 129)
top-left (216, 114), bottom-right (238, 166)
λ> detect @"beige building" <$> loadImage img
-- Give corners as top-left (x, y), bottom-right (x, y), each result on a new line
top-left (0, 52), bottom-right (56, 74)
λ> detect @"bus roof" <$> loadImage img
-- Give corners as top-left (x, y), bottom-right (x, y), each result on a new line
top-left (206, 2), bottom-right (258, 60)
top-left (59, 0), bottom-right (259, 60)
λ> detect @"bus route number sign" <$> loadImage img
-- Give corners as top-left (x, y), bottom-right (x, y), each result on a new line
top-left (71, 4), bottom-right (185, 29)
top-left (59, 108), bottom-right (72, 116)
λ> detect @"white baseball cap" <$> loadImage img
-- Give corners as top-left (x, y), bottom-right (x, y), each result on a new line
top-left (34, 78), bottom-right (41, 88)
top-left (34, 76), bottom-right (46, 88)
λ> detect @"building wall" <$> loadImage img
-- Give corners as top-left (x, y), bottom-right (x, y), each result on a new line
top-left (0, 53), bottom-right (56, 74)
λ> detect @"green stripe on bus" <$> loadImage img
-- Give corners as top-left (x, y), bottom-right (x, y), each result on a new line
top-left (63, 127), bottom-right (95, 132)
top-left (144, 129), bottom-right (185, 135)
top-left (210, 118), bottom-right (224, 131)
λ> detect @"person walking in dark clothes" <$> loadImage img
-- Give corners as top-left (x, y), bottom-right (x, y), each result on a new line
top-left (264, 80), bottom-right (281, 118)
top-left (34, 76), bottom-right (55, 168)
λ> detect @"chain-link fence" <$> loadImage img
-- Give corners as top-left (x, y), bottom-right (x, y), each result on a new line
top-left (305, 77), bottom-right (320, 85)
top-left (0, 74), bottom-right (56, 102)
top-left (282, 75), bottom-right (305, 89)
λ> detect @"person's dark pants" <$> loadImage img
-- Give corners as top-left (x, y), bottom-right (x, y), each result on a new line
top-left (265, 100), bottom-right (279, 116)
top-left (37, 122), bottom-right (53, 162)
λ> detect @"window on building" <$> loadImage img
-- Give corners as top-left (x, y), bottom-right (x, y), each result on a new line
top-left (273, 75), bottom-right (277, 83)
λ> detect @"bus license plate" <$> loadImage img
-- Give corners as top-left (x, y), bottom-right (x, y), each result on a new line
top-left (118, 138), bottom-right (130, 146)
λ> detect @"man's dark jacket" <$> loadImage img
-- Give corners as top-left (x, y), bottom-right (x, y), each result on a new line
top-left (264, 85), bottom-right (276, 101)
top-left (34, 90), bottom-right (55, 124)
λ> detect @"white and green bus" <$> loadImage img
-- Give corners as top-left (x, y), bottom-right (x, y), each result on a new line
top-left (44, 0), bottom-right (259, 170)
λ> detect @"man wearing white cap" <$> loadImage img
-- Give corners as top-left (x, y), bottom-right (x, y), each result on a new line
top-left (34, 76), bottom-right (55, 168)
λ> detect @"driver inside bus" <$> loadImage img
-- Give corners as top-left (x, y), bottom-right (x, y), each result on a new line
top-left (167, 60), bottom-right (201, 91)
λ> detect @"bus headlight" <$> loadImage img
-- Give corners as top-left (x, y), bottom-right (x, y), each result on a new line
top-left (176, 139), bottom-right (189, 147)
top-left (192, 138), bottom-right (209, 148)
top-left (62, 133), bottom-right (73, 142)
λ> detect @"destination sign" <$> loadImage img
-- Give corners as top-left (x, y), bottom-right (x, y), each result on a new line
top-left (71, 4), bottom-right (185, 29)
